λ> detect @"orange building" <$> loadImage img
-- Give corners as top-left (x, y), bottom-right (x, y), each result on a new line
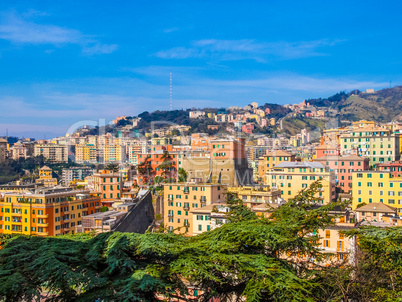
top-left (0, 188), bottom-right (101, 236)
top-left (92, 171), bottom-right (123, 204)
top-left (136, 148), bottom-right (179, 185)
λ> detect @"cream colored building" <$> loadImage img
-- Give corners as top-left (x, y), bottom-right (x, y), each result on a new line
top-left (11, 142), bottom-right (27, 160)
top-left (34, 144), bottom-right (68, 163)
top-left (191, 203), bottom-right (230, 235)
top-left (340, 127), bottom-right (400, 167)
top-left (265, 161), bottom-right (336, 204)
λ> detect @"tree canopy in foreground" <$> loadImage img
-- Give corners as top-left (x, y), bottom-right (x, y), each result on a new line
top-left (0, 183), bottom-right (401, 301)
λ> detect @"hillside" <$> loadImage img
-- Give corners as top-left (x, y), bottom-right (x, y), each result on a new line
top-left (307, 86), bottom-right (402, 122)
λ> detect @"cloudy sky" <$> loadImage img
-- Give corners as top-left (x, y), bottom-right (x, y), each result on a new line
top-left (0, 0), bottom-right (401, 138)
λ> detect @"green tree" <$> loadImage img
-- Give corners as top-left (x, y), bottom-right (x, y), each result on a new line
top-left (178, 168), bottom-right (188, 183)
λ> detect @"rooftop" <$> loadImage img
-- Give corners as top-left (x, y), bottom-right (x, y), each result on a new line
top-left (274, 161), bottom-right (325, 169)
top-left (354, 202), bottom-right (397, 213)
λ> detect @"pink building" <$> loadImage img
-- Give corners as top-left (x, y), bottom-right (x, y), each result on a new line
top-left (377, 161), bottom-right (402, 177)
top-left (315, 144), bottom-right (340, 158)
top-left (242, 123), bottom-right (255, 134)
top-left (314, 155), bottom-right (369, 194)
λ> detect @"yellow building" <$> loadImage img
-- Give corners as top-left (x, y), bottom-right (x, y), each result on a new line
top-left (35, 166), bottom-right (58, 187)
top-left (75, 143), bottom-right (97, 164)
top-left (103, 144), bottom-right (126, 163)
top-left (258, 150), bottom-right (295, 179)
top-left (227, 185), bottom-right (281, 205)
top-left (265, 161), bottom-right (335, 204)
top-left (0, 188), bottom-right (102, 236)
top-left (163, 180), bottom-right (226, 236)
top-left (340, 127), bottom-right (400, 167)
top-left (352, 171), bottom-right (402, 215)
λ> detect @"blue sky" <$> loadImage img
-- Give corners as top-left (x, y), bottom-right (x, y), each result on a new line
top-left (0, 0), bottom-right (401, 138)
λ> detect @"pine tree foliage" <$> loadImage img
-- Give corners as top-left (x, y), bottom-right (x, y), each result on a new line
top-left (0, 182), bottom-right (398, 301)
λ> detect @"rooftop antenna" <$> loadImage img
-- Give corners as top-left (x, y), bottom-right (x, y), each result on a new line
top-left (170, 72), bottom-right (173, 111)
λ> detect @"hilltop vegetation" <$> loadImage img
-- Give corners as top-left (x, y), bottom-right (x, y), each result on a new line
top-left (307, 86), bottom-right (402, 122)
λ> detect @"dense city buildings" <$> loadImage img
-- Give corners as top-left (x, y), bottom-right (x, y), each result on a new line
top-left (314, 155), bottom-right (369, 194)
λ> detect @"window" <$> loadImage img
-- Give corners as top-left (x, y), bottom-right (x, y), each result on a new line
top-left (198, 225), bottom-right (202, 231)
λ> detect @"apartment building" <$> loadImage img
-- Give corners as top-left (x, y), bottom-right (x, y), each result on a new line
top-left (62, 167), bottom-right (95, 186)
top-left (0, 187), bottom-right (101, 236)
top-left (34, 144), bottom-right (68, 163)
top-left (136, 149), bottom-right (179, 184)
top-left (75, 143), bottom-right (97, 164)
top-left (258, 150), bottom-right (296, 179)
top-left (352, 171), bottom-right (402, 215)
top-left (376, 161), bottom-right (402, 177)
top-left (265, 161), bottom-right (336, 204)
top-left (0, 138), bottom-right (7, 162)
top-left (191, 203), bottom-right (230, 236)
top-left (92, 171), bottom-right (123, 202)
top-left (163, 180), bottom-right (226, 236)
top-left (226, 185), bottom-right (281, 205)
top-left (10, 142), bottom-right (27, 160)
top-left (181, 137), bottom-right (252, 186)
top-left (314, 155), bottom-right (369, 194)
top-left (103, 144), bottom-right (126, 163)
top-left (340, 127), bottom-right (400, 167)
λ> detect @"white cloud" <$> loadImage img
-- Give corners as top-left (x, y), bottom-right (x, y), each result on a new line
top-left (155, 38), bottom-right (344, 61)
top-left (82, 43), bottom-right (118, 55)
top-left (0, 12), bottom-right (117, 55)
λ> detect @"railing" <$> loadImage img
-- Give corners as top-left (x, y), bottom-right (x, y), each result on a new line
top-left (11, 212), bottom-right (23, 216)
top-left (184, 222), bottom-right (190, 227)
top-left (200, 198), bottom-right (207, 203)
top-left (183, 206), bottom-right (190, 211)
top-left (37, 214), bottom-right (49, 218)
top-left (37, 222), bottom-right (49, 227)
top-left (167, 213), bottom-right (174, 217)
top-left (37, 231), bottom-right (49, 236)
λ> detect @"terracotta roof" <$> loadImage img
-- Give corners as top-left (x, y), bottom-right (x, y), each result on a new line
top-left (315, 144), bottom-right (339, 150)
top-left (354, 202), bottom-right (397, 213)
top-left (264, 150), bottom-right (293, 157)
top-left (252, 203), bottom-right (280, 212)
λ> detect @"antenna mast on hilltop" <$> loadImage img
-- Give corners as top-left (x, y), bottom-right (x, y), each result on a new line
top-left (170, 72), bottom-right (173, 111)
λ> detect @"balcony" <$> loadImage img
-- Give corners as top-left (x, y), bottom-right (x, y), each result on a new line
top-left (200, 197), bottom-right (207, 203)
top-left (184, 222), bottom-right (190, 227)
top-left (37, 214), bottom-right (49, 218)
top-left (37, 232), bottom-right (49, 236)
top-left (37, 222), bottom-right (49, 227)
top-left (183, 206), bottom-right (190, 211)
top-left (167, 213), bottom-right (174, 217)
top-left (11, 212), bottom-right (22, 216)
top-left (11, 219), bottom-right (22, 223)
